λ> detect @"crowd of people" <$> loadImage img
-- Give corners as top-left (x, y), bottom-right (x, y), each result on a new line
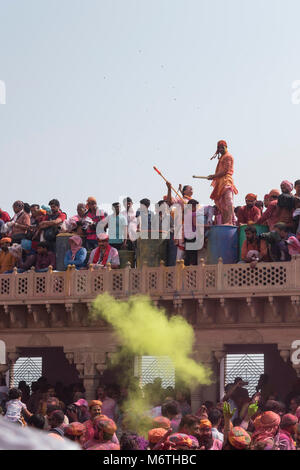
top-left (1, 374), bottom-right (300, 450)
top-left (0, 178), bottom-right (300, 273)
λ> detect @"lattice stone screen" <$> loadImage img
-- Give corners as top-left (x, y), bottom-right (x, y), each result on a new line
top-left (13, 357), bottom-right (43, 388)
top-left (135, 356), bottom-right (175, 389)
top-left (225, 354), bottom-right (264, 397)
top-left (225, 265), bottom-right (287, 288)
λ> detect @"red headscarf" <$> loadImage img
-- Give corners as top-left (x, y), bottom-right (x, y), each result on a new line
top-left (252, 411), bottom-right (280, 444)
top-left (217, 140), bottom-right (227, 150)
top-left (245, 193), bottom-right (257, 202)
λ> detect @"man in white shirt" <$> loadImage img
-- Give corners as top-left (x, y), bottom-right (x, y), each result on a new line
top-left (99, 203), bottom-right (128, 252)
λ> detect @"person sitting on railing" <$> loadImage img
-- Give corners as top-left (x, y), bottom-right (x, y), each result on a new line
top-left (294, 180), bottom-right (300, 198)
top-left (258, 189), bottom-right (280, 230)
top-left (4, 201), bottom-right (31, 244)
top-left (37, 199), bottom-right (67, 251)
top-left (64, 236), bottom-right (87, 270)
top-left (255, 200), bottom-right (264, 216)
top-left (237, 194), bottom-right (261, 226)
top-left (61, 203), bottom-right (94, 238)
top-left (0, 237), bottom-right (16, 273)
top-left (276, 181), bottom-right (296, 231)
top-left (14, 239), bottom-right (36, 273)
top-left (261, 223), bottom-right (295, 262)
top-left (263, 194), bottom-right (270, 211)
top-left (286, 231), bottom-right (300, 256)
top-left (292, 197), bottom-right (300, 234)
top-left (88, 233), bottom-right (120, 269)
top-left (27, 205), bottom-right (48, 246)
top-left (85, 197), bottom-right (107, 251)
top-left (0, 208), bottom-right (10, 236)
top-left (240, 226), bottom-right (269, 265)
top-left (35, 242), bottom-right (56, 272)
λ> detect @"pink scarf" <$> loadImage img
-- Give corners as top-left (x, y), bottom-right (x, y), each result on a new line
top-left (69, 235), bottom-right (82, 260)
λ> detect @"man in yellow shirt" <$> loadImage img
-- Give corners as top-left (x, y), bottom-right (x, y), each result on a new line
top-left (0, 238), bottom-right (16, 273)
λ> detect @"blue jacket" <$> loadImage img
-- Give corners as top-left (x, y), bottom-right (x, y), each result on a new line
top-left (64, 248), bottom-right (87, 269)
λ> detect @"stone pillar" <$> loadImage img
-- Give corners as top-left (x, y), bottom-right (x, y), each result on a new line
top-left (64, 349), bottom-right (108, 401)
top-left (0, 364), bottom-right (9, 384)
top-left (7, 351), bottom-right (20, 388)
top-left (190, 348), bottom-right (219, 412)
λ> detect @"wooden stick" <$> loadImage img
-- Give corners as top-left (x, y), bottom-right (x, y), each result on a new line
top-left (192, 175), bottom-right (209, 180)
top-left (153, 166), bottom-right (184, 202)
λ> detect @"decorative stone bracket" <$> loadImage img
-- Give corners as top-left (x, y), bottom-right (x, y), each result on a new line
top-left (220, 298), bottom-right (233, 321)
top-left (173, 298), bottom-right (183, 315)
top-left (291, 296), bottom-right (300, 316)
top-left (197, 298), bottom-right (212, 323)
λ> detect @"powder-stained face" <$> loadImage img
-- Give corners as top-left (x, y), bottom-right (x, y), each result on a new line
top-left (281, 182), bottom-right (292, 194)
top-left (217, 144), bottom-right (226, 155)
top-left (88, 200), bottom-right (97, 212)
top-left (98, 239), bottom-right (109, 250)
top-left (183, 186), bottom-right (193, 197)
top-left (245, 199), bottom-right (256, 208)
top-left (50, 203), bottom-right (59, 214)
top-left (13, 203), bottom-right (22, 214)
top-left (77, 204), bottom-right (86, 217)
top-left (90, 405), bottom-right (102, 418)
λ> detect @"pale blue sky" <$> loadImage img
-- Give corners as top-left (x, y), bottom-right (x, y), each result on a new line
top-left (1, 0), bottom-right (300, 216)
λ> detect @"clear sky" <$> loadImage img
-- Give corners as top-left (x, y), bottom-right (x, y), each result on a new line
top-left (1, 0), bottom-right (300, 216)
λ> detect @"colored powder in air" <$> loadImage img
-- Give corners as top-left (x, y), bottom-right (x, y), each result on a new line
top-left (92, 293), bottom-right (211, 387)
top-left (92, 294), bottom-right (212, 436)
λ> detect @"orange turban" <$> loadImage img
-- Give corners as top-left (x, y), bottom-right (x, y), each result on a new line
top-left (88, 400), bottom-right (102, 408)
top-left (0, 238), bottom-right (12, 244)
top-left (148, 428), bottom-right (168, 444)
top-left (245, 193), bottom-right (257, 202)
top-left (152, 416), bottom-right (171, 430)
top-left (199, 419), bottom-right (212, 429)
top-left (87, 197), bottom-right (97, 204)
top-left (269, 189), bottom-right (280, 197)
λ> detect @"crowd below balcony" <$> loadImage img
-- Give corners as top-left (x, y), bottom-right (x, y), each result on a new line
top-left (2, 374), bottom-right (300, 450)
top-left (0, 178), bottom-right (300, 274)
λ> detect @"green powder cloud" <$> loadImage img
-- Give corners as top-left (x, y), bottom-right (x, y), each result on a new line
top-left (92, 293), bottom-right (211, 388)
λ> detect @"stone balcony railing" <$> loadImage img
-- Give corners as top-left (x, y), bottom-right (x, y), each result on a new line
top-left (0, 256), bottom-right (300, 304)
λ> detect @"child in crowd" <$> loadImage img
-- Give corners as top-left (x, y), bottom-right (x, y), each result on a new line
top-left (4, 388), bottom-right (32, 425)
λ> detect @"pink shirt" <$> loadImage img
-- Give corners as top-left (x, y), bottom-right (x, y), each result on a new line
top-left (101, 397), bottom-right (116, 420)
top-left (210, 439), bottom-right (223, 450)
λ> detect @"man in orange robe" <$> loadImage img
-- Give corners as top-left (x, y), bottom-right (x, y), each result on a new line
top-left (208, 140), bottom-right (238, 225)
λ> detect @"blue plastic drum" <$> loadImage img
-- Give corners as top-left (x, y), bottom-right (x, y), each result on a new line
top-left (207, 225), bottom-right (238, 264)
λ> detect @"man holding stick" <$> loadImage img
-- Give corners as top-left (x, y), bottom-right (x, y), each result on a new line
top-left (207, 140), bottom-right (238, 225)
